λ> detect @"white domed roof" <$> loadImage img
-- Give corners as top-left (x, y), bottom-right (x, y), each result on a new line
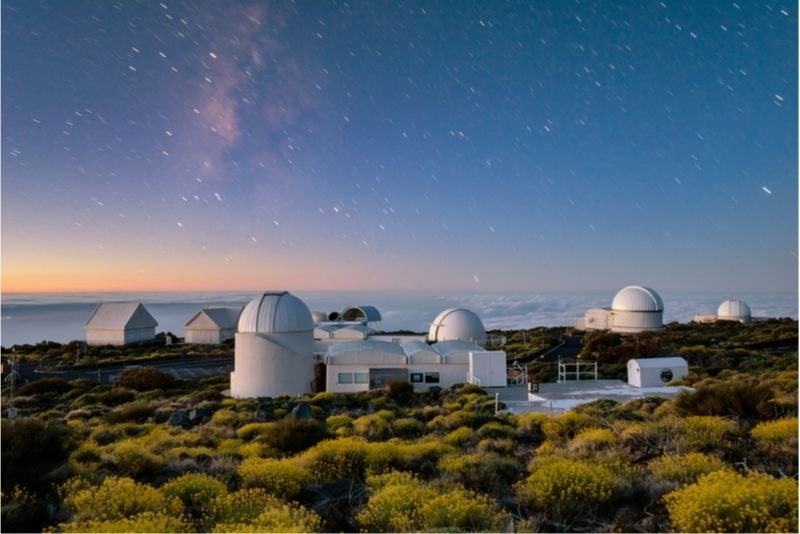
top-left (238, 292), bottom-right (313, 334)
top-left (717, 299), bottom-right (751, 320)
top-left (611, 286), bottom-right (664, 312)
top-left (427, 308), bottom-right (486, 344)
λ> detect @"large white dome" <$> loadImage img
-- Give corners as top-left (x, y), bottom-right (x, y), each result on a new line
top-left (427, 308), bottom-right (486, 344)
top-left (612, 286), bottom-right (664, 312)
top-left (717, 299), bottom-right (751, 321)
top-left (238, 292), bottom-right (313, 334)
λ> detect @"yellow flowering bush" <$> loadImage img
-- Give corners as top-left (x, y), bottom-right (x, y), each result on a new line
top-left (541, 412), bottom-right (595, 443)
top-left (161, 473), bottom-right (227, 517)
top-left (648, 452), bottom-right (728, 485)
top-left (516, 457), bottom-right (624, 522)
top-left (60, 476), bottom-right (182, 523)
top-left (55, 511), bottom-right (192, 532)
top-left (238, 457), bottom-right (310, 499)
top-left (664, 470), bottom-right (798, 532)
top-left (752, 417), bottom-right (798, 446)
top-left (352, 413), bottom-right (392, 441)
top-left (111, 439), bottom-right (165, 477)
top-left (208, 488), bottom-right (320, 533)
top-left (568, 427), bottom-right (617, 455)
top-left (236, 422), bottom-right (275, 441)
top-left (325, 414), bottom-right (354, 436)
top-left (421, 488), bottom-right (507, 532)
top-left (297, 437), bottom-right (369, 482)
top-left (683, 416), bottom-right (737, 450)
top-left (443, 426), bottom-right (473, 446)
top-left (356, 472), bottom-right (436, 532)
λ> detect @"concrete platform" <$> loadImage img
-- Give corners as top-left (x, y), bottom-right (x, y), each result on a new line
top-left (495, 380), bottom-right (691, 414)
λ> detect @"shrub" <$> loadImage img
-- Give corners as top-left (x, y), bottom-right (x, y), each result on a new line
top-left (516, 457), bottom-right (624, 524)
top-left (1, 418), bottom-right (73, 493)
top-left (298, 438), bottom-right (368, 483)
top-left (17, 377), bottom-right (72, 396)
top-left (391, 417), bottom-right (425, 438)
top-left (648, 452), bottom-right (728, 485)
top-left (236, 422), bottom-right (274, 441)
top-left (98, 388), bottom-right (136, 407)
top-left (568, 427), bottom-right (617, 455)
top-left (421, 488), bottom-right (506, 532)
top-left (1, 485), bottom-right (50, 533)
top-left (161, 473), bottom-right (227, 518)
top-left (673, 380), bottom-right (776, 421)
top-left (664, 470), bottom-right (798, 532)
top-left (443, 426), bottom-right (473, 446)
top-left (356, 472), bottom-right (435, 532)
top-left (325, 414), bottom-right (353, 435)
top-left (56, 511), bottom-right (192, 532)
top-left (107, 402), bottom-right (156, 424)
top-left (60, 476), bottom-right (182, 522)
top-left (352, 414), bottom-right (392, 441)
top-left (111, 439), bottom-right (165, 477)
top-left (439, 453), bottom-right (524, 495)
top-left (541, 412), bottom-right (595, 443)
top-left (477, 421), bottom-right (515, 440)
top-left (115, 367), bottom-right (176, 391)
top-left (752, 417), bottom-right (798, 446)
top-left (208, 488), bottom-right (320, 532)
top-left (238, 457), bottom-right (310, 499)
top-left (210, 408), bottom-right (241, 428)
top-left (682, 415), bottom-right (737, 450)
top-left (262, 417), bottom-right (329, 454)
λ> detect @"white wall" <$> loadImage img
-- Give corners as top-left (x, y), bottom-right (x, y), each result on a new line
top-left (326, 362), bottom-right (469, 393)
top-left (231, 333), bottom-right (315, 398)
top-left (583, 308), bottom-right (610, 330)
top-left (86, 328), bottom-right (126, 346)
top-left (186, 327), bottom-right (235, 344)
top-left (469, 351), bottom-right (507, 387)
top-left (628, 360), bottom-right (688, 387)
top-left (611, 310), bottom-right (663, 333)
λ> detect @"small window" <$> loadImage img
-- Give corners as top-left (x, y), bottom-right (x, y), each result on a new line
top-left (338, 372), bottom-right (353, 384)
top-left (410, 372), bottom-right (423, 383)
top-left (424, 372), bottom-right (440, 384)
top-left (354, 372), bottom-right (369, 384)
top-left (660, 368), bottom-right (674, 383)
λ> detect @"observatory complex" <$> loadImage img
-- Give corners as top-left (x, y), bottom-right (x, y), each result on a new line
top-left (575, 285), bottom-right (665, 334)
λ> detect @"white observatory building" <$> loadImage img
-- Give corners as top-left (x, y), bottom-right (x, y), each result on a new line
top-left (230, 291), bottom-right (315, 398)
top-left (717, 299), bottom-right (752, 322)
top-left (576, 285), bottom-right (665, 334)
top-left (427, 308), bottom-right (487, 344)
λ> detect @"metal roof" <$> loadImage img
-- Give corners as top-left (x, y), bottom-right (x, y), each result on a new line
top-left (427, 308), bottom-right (486, 344)
top-left (85, 302), bottom-right (158, 329)
top-left (629, 357), bottom-right (688, 369)
top-left (185, 307), bottom-right (241, 329)
top-left (717, 299), bottom-right (751, 320)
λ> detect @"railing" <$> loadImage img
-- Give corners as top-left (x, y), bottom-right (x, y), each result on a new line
top-left (466, 373), bottom-right (481, 386)
top-left (557, 358), bottom-right (597, 383)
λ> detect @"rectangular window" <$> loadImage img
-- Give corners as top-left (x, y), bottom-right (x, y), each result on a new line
top-left (338, 372), bottom-right (353, 384)
top-left (354, 372), bottom-right (369, 384)
top-left (410, 372), bottom-right (423, 383)
top-left (424, 372), bottom-right (440, 384)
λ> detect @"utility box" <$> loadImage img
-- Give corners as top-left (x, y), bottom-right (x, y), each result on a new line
top-left (469, 351), bottom-right (507, 387)
top-left (628, 357), bottom-right (688, 387)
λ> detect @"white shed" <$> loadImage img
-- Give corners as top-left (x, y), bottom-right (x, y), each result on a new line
top-left (468, 351), bottom-right (507, 387)
top-left (184, 307), bottom-right (241, 344)
top-left (85, 302), bottom-right (158, 346)
top-left (627, 357), bottom-right (688, 387)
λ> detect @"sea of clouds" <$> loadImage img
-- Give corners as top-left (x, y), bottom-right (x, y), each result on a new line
top-left (1, 290), bottom-right (796, 347)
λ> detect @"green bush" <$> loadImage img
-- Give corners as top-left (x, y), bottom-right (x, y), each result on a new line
top-left (111, 439), bottom-right (165, 477)
top-left (356, 472), bottom-right (435, 532)
top-left (261, 417), bottom-right (329, 454)
top-left (439, 453), bottom-right (524, 495)
top-left (1, 418), bottom-right (74, 493)
top-left (568, 427), bottom-right (617, 455)
top-left (673, 380), bottom-right (776, 421)
top-left (98, 388), bottom-right (136, 407)
top-left (664, 470), bottom-right (798, 532)
top-left (648, 452), bottom-right (728, 485)
top-left (115, 367), bottom-right (176, 391)
top-left (421, 488), bottom-right (506, 532)
top-left (17, 378), bottom-right (72, 396)
top-left (107, 402), bottom-right (156, 424)
top-left (161, 473), bottom-right (227, 518)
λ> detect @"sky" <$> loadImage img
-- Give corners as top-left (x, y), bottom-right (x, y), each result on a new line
top-left (2, 0), bottom-right (797, 294)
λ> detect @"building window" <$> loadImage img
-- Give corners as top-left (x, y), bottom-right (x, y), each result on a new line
top-left (410, 372), bottom-right (423, 383)
top-left (338, 373), bottom-right (353, 384)
top-left (354, 372), bottom-right (369, 384)
top-left (660, 368), bottom-right (673, 383)
top-left (424, 372), bottom-right (440, 384)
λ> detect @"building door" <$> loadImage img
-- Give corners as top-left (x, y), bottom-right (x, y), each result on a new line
top-left (369, 368), bottom-right (408, 389)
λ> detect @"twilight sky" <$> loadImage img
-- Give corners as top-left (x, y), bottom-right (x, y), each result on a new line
top-left (2, 1), bottom-right (797, 293)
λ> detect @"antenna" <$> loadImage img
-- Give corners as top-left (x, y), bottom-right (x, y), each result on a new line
top-left (4, 356), bottom-right (20, 419)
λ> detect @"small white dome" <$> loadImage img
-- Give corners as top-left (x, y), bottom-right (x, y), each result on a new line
top-left (717, 299), bottom-right (751, 321)
top-left (238, 292), bottom-right (313, 334)
top-left (612, 286), bottom-right (664, 312)
top-left (311, 311), bottom-right (328, 323)
top-left (427, 308), bottom-right (486, 344)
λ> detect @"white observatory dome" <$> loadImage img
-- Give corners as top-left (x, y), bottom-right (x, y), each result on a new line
top-left (238, 292), bottom-right (313, 334)
top-left (612, 286), bottom-right (664, 312)
top-left (717, 299), bottom-right (751, 322)
top-left (427, 308), bottom-right (486, 344)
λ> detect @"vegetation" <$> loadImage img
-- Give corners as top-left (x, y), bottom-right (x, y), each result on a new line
top-left (0, 320), bottom-right (797, 532)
